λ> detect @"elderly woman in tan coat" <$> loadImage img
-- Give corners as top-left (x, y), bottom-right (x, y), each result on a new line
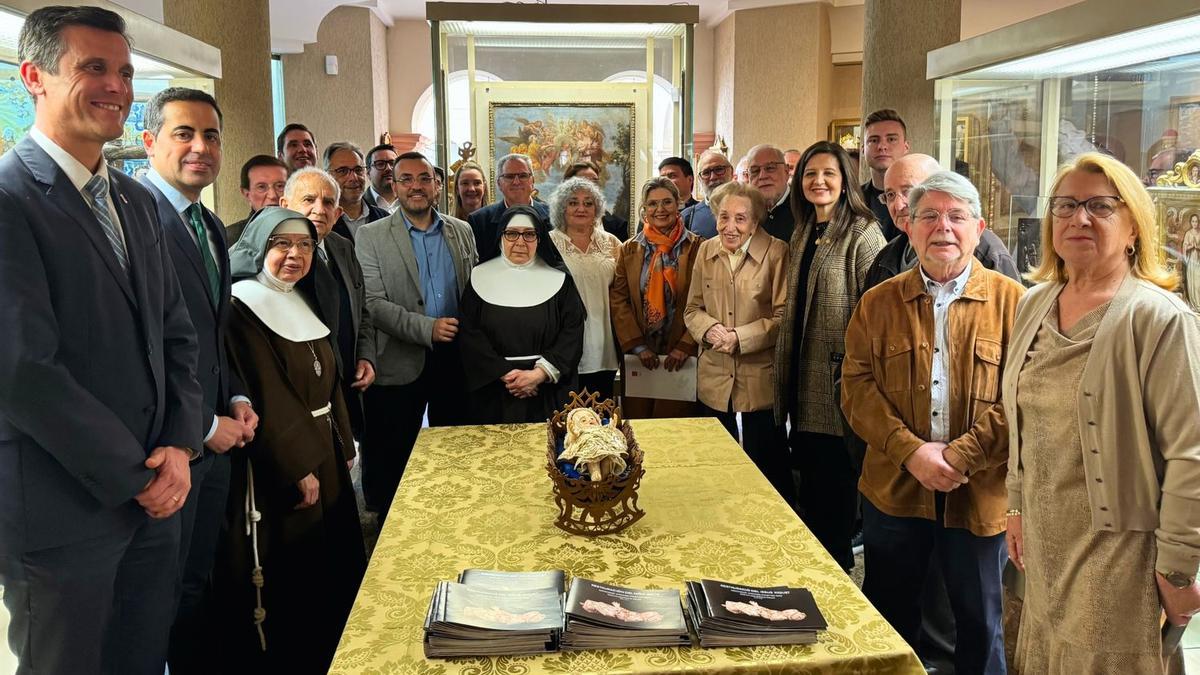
top-left (610, 177), bottom-right (702, 418)
top-left (685, 182), bottom-right (792, 502)
top-left (1004, 153), bottom-right (1200, 673)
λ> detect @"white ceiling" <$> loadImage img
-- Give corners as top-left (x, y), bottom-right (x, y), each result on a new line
top-left (269, 0), bottom-right (862, 53)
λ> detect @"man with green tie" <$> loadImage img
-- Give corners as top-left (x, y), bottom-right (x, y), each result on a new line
top-left (140, 86), bottom-right (259, 675)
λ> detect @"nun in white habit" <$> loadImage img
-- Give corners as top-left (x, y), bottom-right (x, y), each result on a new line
top-left (215, 207), bottom-right (365, 674)
top-left (460, 205), bottom-right (586, 424)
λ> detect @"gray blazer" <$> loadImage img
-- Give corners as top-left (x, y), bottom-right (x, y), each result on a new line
top-left (356, 210), bottom-right (477, 386)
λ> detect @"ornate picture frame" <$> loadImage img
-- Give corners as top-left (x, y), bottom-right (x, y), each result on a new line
top-left (489, 102), bottom-right (636, 222)
top-left (828, 118), bottom-right (861, 150)
top-left (1150, 186), bottom-right (1200, 310)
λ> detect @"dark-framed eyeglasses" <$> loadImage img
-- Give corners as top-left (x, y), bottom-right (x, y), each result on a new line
top-left (331, 165), bottom-right (366, 178)
top-left (500, 172), bottom-right (533, 182)
top-left (266, 237), bottom-right (317, 254)
top-left (1048, 195), bottom-right (1123, 219)
top-left (699, 165), bottom-right (730, 179)
top-left (370, 159), bottom-right (394, 171)
top-left (502, 230), bottom-right (538, 243)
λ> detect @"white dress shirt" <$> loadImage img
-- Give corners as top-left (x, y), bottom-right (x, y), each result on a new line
top-left (920, 260), bottom-right (972, 442)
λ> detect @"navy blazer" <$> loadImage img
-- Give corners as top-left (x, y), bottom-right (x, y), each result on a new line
top-left (0, 137), bottom-right (203, 553)
top-left (140, 177), bottom-right (243, 438)
top-left (467, 199), bottom-right (551, 263)
top-left (332, 201), bottom-right (389, 242)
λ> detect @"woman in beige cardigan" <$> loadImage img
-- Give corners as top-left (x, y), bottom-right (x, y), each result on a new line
top-left (1003, 153), bottom-right (1200, 673)
top-left (684, 182), bottom-right (792, 502)
top-left (773, 141), bottom-right (885, 570)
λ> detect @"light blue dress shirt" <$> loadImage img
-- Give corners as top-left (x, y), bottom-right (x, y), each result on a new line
top-left (919, 260), bottom-right (972, 443)
top-left (404, 210), bottom-right (459, 319)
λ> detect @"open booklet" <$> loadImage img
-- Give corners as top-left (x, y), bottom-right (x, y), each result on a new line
top-left (561, 578), bottom-right (691, 650)
top-left (685, 579), bottom-right (827, 647)
top-left (423, 569), bottom-right (566, 658)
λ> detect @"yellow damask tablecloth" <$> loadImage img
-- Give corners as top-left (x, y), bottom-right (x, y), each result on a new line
top-left (331, 418), bottom-right (923, 675)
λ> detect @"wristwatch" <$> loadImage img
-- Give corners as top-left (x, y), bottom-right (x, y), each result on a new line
top-left (1163, 571), bottom-right (1195, 589)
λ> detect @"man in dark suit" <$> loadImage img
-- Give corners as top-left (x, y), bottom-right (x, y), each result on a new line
top-left (224, 154), bottom-right (287, 247)
top-left (659, 156), bottom-right (699, 210)
top-left (0, 8), bottom-right (203, 674)
top-left (139, 86), bottom-right (260, 675)
top-left (468, 152), bottom-right (550, 262)
top-left (324, 141), bottom-right (389, 241)
top-left (280, 167), bottom-right (377, 439)
top-left (746, 144), bottom-right (796, 243)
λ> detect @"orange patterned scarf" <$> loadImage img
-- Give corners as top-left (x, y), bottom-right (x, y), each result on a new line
top-left (641, 216), bottom-right (685, 334)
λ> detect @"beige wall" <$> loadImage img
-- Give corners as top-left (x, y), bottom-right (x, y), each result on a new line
top-left (830, 64), bottom-right (862, 123)
top-left (282, 6), bottom-right (388, 159)
top-left (369, 12), bottom-right (390, 144)
top-left (727, 4), bottom-right (831, 159)
top-left (162, 0), bottom-right (273, 224)
top-left (386, 19), bottom-right (432, 136)
top-left (692, 23), bottom-right (715, 135)
top-left (713, 13), bottom-right (736, 156)
top-left (960, 0), bottom-right (1084, 38)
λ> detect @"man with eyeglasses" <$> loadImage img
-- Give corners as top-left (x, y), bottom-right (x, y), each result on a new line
top-left (355, 151), bottom-right (477, 517)
top-left (745, 144), bottom-right (795, 242)
top-left (279, 167), bottom-right (377, 445)
top-left (225, 154), bottom-right (288, 246)
top-left (363, 143), bottom-right (399, 214)
top-left (680, 149), bottom-right (734, 238)
top-left (324, 141), bottom-right (389, 242)
top-left (865, 154), bottom-right (1019, 292)
top-left (467, 153), bottom-right (549, 262)
top-left (862, 109), bottom-right (912, 241)
top-left (659, 156), bottom-right (698, 209)
top-left (843, 171), bottom-right (1022, 675)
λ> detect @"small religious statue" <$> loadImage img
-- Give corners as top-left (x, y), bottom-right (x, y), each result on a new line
top-left (559, 408), bottom-right (628, 481)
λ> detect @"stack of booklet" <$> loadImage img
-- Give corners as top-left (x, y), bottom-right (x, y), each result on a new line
top-left (423, 569), bottom-right (566, 658)
top-left (561, 578), bottom-right (691, 650)
top-left (684, 579), bottom-right (828, 647)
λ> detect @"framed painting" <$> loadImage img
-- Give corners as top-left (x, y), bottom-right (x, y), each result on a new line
top-left (1169, 95), bottom-right (1200, 152)
top-left (489, 102), bottom-right (636, 222)
top-left (1151, 187), bottom-right (1200, 310)
top-left (828, 118), bottom-right (860, 150)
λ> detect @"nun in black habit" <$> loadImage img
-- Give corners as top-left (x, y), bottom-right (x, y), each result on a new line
top-left (460, 205), bottom-right (586, 424)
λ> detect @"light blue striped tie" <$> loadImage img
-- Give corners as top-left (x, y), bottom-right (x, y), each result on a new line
top-left (84, 174), bottom-right (128, 271)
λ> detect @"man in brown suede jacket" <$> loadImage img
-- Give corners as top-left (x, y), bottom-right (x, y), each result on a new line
top-left (841, 171), bottom-right (1024, 675)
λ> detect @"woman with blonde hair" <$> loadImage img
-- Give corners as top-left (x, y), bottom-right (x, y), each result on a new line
top-left (1004, 152), bottom-right (1200, 672)
top-left (452, 161), bottom-right (489, 221)
top-left (610, 177), bottom-right (702, 418)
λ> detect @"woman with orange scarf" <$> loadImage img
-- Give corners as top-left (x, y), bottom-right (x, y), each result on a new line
top-left (610, 177), bottom-right (702, 418)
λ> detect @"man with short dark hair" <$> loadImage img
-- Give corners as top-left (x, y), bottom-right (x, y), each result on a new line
top-left (364, 143), bottom-right (399, 214)
top-left (280, 167), bottom-right (377, 441)
top-left (356, 151), bottom-right (477, 517)
top-left (0, 7), bottom-right (203, 674)
top-left (681, 149), bottom-right (733, 238)
top-left (563, 159), bottom-right (628, 240)
top-left (659, 156), bottom-right (698, 209)
top-left (468, 153), bottom-right (549, 261)
top-left (862, 109), bottom-right (911, 241)
top-left (225, 154), bottom-right (287, 245)
top-left (324, 141), bottom-right (388, 241)
top-left (276, 122), bottom-right (316, 172)
top-left (745, 144), bottom-right (794, 242)
top-left (139, 86), bottom-right (258, 675)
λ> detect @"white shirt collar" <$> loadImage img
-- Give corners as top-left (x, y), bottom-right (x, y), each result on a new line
top-left (772, 185), bottom-right (791, 210)
top-left (919, 260), bottom-right (973, 296)
top-left (29, 126), bottom-right (112, 194)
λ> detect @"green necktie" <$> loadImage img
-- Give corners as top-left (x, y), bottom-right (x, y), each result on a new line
top-left (187, 203), bottom-right (221, 303)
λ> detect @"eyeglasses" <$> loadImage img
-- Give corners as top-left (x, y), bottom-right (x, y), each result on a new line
top-left (396, 175), bottom-right (435, 187)
top-left (502, 230), bottom-right (538, 242)
top-left (267, 237), bottom-right (317, 254)
top-left (331, 166), bottom-right (366, 178)
top-left (1048, 195), bottom-right (1123, 219)
top-left (747, 162), bottom-right (785, 179)
top-left (252, 182), bottom-right (287, 195)
top-left (699, 165), bottom-right (730, 179)
top-left (914, 209), bottom-right (974, 227)
top-left (370, 160), bottom-right (394, 171)
top-left (500, 172), bottom-right (533, 182)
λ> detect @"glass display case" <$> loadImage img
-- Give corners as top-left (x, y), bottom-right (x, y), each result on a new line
top-left (927, 0), bottom-right (1200, 302)
top-left (427, 3), bottom-right (698, 222)
top-left (0, 1), bottom-right (220, 184)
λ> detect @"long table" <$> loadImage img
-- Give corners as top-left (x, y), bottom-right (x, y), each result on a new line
top-left (330, 417), bottom-right (923, 674)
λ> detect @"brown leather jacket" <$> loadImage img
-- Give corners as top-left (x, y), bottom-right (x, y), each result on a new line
top-left (841, 264), bottom-right (1025, 536)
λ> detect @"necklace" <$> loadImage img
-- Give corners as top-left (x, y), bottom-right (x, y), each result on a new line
top-left (305, 341), bottom-right (323, 377)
